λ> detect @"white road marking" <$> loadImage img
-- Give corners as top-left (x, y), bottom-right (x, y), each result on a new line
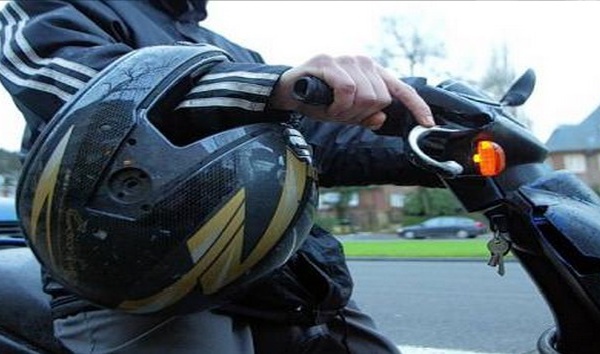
top-left (399, 346), bottom-right (505, 354)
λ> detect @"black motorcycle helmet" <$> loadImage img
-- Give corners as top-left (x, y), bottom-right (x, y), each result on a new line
top-left (17, 45), bottom-right (318, 314)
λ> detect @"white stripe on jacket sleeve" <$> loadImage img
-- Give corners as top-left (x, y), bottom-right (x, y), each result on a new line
top-left (0, 2), bottom-right (99, 101)
top-left (176, 70), bottom-right (282, 112)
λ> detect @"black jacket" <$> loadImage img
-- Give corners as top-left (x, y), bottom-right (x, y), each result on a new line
top-left (0, 0), bottom-right (439, 324)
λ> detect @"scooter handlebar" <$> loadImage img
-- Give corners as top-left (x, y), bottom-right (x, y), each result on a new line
top-left (292, 75), bottom-right (417, 137)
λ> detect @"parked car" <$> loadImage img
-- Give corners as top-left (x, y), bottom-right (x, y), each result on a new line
top-left (396, 216), bottom-right (487, 239)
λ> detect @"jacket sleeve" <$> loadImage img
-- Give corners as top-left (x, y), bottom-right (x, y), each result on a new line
top-left (0, 1), bottom-right (291, 142)
top-left (0, 0), bottom-right (130, 127)
top-left (299, 118), bottom-right (443, 188)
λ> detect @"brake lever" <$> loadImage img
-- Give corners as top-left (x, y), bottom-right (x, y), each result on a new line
top-left (408, 125), bottom-right (465, 178)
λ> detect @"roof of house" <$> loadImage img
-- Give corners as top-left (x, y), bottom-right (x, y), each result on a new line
top-left (546, 104), bottom-right (600, 152)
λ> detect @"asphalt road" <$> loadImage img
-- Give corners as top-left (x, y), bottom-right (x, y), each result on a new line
top-left (347, 260), bottom-right (554, 354)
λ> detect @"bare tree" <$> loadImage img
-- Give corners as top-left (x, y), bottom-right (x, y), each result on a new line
top-left (479, 44), bottom-right (531, 126)
top-left (479, 43), bottom-right (516, 98)
top-left (372, 15), bottom-right (446, 76)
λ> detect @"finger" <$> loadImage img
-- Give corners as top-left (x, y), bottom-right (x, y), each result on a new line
top-left (360, 111), bottom-right (387, 130)
top-left (358, 56), bottom-right (392, 106)
top-left (359, 58), bottom-right (392, 120)
top-left (314, 59), bottom-right (357, 119)
top-left (378, 67), bottom-right (434, 127)
top-left (332, 56), bottom-right (380, 124)
top-left (335, 56), bottom-right (393, 125)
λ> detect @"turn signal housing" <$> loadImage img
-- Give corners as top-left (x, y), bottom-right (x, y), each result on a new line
top-left (473, 140), bottom-right (506, 176)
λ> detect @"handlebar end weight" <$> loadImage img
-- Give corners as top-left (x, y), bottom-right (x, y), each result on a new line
top-left (292, 76), bottom-right (333, 106)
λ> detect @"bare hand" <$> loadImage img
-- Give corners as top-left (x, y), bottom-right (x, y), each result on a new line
top-left (269, 54), bottom-right (434, 129)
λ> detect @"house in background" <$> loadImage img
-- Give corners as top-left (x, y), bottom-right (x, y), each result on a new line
top-left (545, 104), bottom-right (600, 190)
top-left (318, 185), bottom-right (416, 231)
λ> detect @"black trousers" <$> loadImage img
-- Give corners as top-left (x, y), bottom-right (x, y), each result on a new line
top-left (54, 300), bottom-right (400, 354)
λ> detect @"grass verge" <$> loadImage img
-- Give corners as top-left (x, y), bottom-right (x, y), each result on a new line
top-left (341, 239), bottom-right (493, 259)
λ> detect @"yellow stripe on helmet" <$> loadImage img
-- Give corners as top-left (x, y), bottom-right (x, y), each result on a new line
top-left (30, 126), bottom-right (74, 267)
top-left (119, 148), bottom-right (309, 312)
top-left (200, 149), bottom-right (308, 294)
top-left (118, 188), bottom-right (245, 313)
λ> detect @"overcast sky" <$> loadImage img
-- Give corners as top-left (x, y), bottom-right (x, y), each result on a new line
top-left (2, 0), bottom-right (600, 152)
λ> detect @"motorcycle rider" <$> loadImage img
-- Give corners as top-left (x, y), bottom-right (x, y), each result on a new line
top-left (0, 0), bottom-right (442, 353)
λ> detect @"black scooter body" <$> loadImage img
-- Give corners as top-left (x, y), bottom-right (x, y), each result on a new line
top-left (429, 73), bottom-right (600, 353)
top-left (433, 73), bottom-right (600, 353)
top-left (504, 171), bottom-right (600, 353)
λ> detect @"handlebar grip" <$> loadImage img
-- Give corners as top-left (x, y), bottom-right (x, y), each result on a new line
top-left (292, 75), bottom-right (415, 137)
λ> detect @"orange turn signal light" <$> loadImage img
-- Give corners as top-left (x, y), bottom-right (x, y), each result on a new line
top-left (472, 140), bottom-right (506, 176)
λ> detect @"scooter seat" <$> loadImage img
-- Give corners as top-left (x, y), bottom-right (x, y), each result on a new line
top-left (0, 246), bottom-right (67, 353)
